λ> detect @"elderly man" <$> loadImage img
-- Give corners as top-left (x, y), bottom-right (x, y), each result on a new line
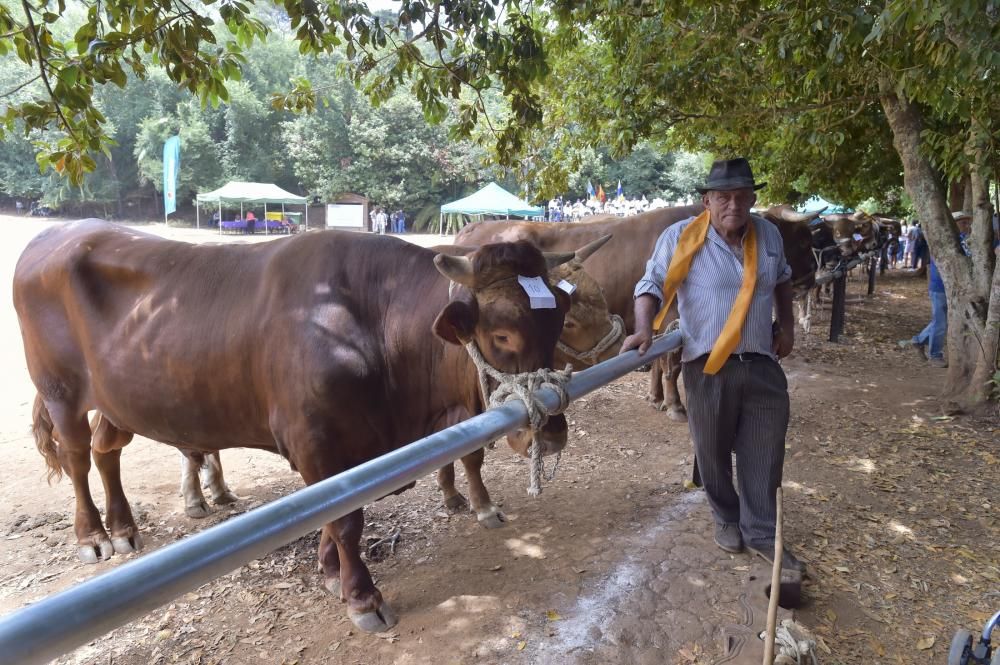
top-left (621, 157), bottom-right (801, 571)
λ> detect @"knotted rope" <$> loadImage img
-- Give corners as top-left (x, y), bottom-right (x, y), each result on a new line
top-left (766, 619), bottom-right (819, 665)
top-left (556, 314), bottom-right (625, 366)
top-left (464, 340), bottom-right (572, 496)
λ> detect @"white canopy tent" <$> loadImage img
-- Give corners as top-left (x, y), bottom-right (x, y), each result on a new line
top-left (439, 182), bottom-right (544, 234)
top-left (195, 181), bottom-right (309, 234)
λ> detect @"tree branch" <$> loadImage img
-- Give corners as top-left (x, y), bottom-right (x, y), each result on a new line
top-left (21, 0), bottom-right (78, 142)
top-left (0, 74), bottom-right (42, 99)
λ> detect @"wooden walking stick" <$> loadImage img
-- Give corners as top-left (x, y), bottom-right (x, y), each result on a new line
top-left (762, 486), bottom-right (783, 665)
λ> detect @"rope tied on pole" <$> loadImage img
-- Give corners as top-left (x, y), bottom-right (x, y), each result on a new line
top-left (556, 314), bottom-right (626, 366)
top-left (464, 340), bottom-right (573, 496)
top-left (768, 619), bottom-right (820, 664)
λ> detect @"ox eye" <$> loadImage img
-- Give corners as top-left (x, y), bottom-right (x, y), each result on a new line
top-left (564, 320), bottom-right (577, 329)
top-left (493, 334), bottom-right (509, 345)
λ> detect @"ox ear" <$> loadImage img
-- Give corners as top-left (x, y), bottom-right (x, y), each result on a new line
top-left (433, 299), bottom-right (479, 346)
top-left (573, 234), bottom-right (613, 263)
top-left (543, 251), bottom-right (576, 269)
top-left (434, 253), bottom-right (476, 288)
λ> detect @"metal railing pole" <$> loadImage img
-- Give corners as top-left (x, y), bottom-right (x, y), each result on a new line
top-left (0, 331), bottom-right (683, 665)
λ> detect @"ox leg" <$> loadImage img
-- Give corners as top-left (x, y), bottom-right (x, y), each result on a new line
top-left (461, 448), bottom-right (506, 529)
top-left (797, 297), bottom-right (812, 334)
top-left (298, 457), bottom-right (396, 632)
top-left (50, 409), bottom-right (114, 563)
top-left (91, 448), bottom-right (143, 555)
top-left (180, 450), bottom-right (213, 518)
top-left (89, 414), bottom-right (142, 555)
top-left (436, 462), bottom-right (470, 513)
top-left (317, 528), bottom-right (342, 592)
top-left (662, 350), bottom-right (687, 422)
top-left (647, 357), bottom-right (666, 409)
top-left (330, 509), bottom-right (397, 632)
top-left (200, 452), bottom-right (239, 505)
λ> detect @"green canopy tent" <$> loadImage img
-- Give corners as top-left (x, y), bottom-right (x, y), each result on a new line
top-left (195, 181), bottom-right (309, 235)
top-left (439, 182), bottom-right (544, 235)
top-left (802, 195), bottom-right (852, 214)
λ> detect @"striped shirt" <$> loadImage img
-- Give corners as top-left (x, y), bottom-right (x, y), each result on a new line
top-left (634, 215), bottom-right (791, 363)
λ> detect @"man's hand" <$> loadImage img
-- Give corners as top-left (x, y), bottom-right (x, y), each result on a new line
top-left (772, 325), bottom-right (794, 359)
top-left (621, 294), bottom-right (659, 356)
top-left (620, 329), bottom-right (653, 356)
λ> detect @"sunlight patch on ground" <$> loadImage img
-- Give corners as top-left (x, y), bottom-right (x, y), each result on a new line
top-left (888, 520), bottom-right (914, 537)
top-left (846, 457), bottom-right (878, 474)
top-left (434, 594), bottom-right (502, 632)
top-left (504, 533), bottom-right (545, 559)
top-left (782, 479), bottom-right (819, 496)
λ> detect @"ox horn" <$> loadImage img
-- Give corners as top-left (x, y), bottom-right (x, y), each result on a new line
top-left (543, 251), bottom-right (576, 269)
top-left (433, 253), bottom-right (476, 287)
top-left (573, 233), bottom-right (613, 263)
top-left (783, 207), bottom-right (825, 222)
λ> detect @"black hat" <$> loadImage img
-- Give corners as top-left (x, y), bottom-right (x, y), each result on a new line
top-left (696, 158), bottom-right (766, 193)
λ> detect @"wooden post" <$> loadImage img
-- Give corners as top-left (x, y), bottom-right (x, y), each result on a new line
top-left (867, 255), bottom-right (877, 296)
top-left (762, 487), bottom-right (783, 665)
top-left (829, 273), bottom-right (846, 342)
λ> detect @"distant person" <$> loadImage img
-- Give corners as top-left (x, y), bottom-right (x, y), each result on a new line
top-left (375, 208), bottom-right (388, 235)
top-left (245, 211), bottom-right (257, 235)
top-left (900, 211), bottom-right (971, 368)
top-left (15, 200), bottom-right (23, 215)
top-left (394, 210), bottom-right (406, 233)
top-left (211, 210), bottom-right (220, 227)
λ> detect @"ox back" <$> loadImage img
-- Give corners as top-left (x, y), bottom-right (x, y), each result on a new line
top-left (456, 205), bottom-right (704, 330)
top-left (13, 220), bottom-right (456, 456)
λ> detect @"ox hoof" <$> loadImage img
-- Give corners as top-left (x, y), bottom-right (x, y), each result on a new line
top-left (212, 489), bottom-right (239, 506)
top-left (477, 508), bottom-right (507, 529)
top-left (444, 494), bottom-right (470, 513)
top-left (350, 603), bottom-right (398, 633)
top-left (111, 533), bottom-right (144, 555)
top-left (324, 576), bottom-right (343, 600)
top-left (78, 539), bottom-right (114, 564)
top-left (665, 407), bottom-right (688, 423)
top-left (185, 500), bottom-right (212, 519)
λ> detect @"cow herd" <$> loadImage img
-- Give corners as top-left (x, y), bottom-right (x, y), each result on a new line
top-left (10, 205), bottom-right (895, 633)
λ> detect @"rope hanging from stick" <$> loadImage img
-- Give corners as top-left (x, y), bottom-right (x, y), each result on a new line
top-left (463, 340), bottom-right (572, 496)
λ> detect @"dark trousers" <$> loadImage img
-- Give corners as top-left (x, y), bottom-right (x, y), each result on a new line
top-left (682, 354), bottom-right (789, 548)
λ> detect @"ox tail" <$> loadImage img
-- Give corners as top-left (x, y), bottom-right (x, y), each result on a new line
top-left (32, 394), bottom-right (62, 484)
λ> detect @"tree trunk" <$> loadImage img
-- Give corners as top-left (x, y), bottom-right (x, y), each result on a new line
top-left (949, 174), bottom-right (968, 211)
top-left (879, 78), bottom-right (996, 405)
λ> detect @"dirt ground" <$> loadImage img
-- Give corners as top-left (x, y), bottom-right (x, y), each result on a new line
top-left (0, 216), bottom-right (996, 665)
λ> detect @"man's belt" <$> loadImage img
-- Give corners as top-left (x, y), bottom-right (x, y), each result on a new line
top-left (689, 352), bottom-right (772, 364)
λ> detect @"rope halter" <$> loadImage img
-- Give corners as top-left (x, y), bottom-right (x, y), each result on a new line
top-left (463, 340), bottom-right (572, 496)
top-left (556, 314), bottom-right (625, 367)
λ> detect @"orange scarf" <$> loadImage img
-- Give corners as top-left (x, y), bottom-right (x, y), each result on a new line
top-left (652, 210), bottom-right (758, 375)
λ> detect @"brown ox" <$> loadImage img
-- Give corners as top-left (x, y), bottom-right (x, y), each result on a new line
top-left (176, 236), bottom-right (617, 526)
top-left (822, 211), bottom-right (877, 258)
top-left (14, 220), bottom-right (582, 633)
top-left (456, 204), bottom-right (819, 418)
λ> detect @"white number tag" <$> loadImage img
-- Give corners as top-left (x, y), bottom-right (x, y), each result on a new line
top-left (852, 233), bottom-right (864, 241)
top-left (556, 279), bottom-right (577, 295)
top-left (517, 275), bottom-right (557, 309)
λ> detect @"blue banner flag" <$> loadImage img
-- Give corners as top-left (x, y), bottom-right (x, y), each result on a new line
top-left (163, 135), bottom-right (180, 217)
top-left (586, 180), bottom-right (595, 200)
top-left (616, 180), bottom-right (623, 200)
